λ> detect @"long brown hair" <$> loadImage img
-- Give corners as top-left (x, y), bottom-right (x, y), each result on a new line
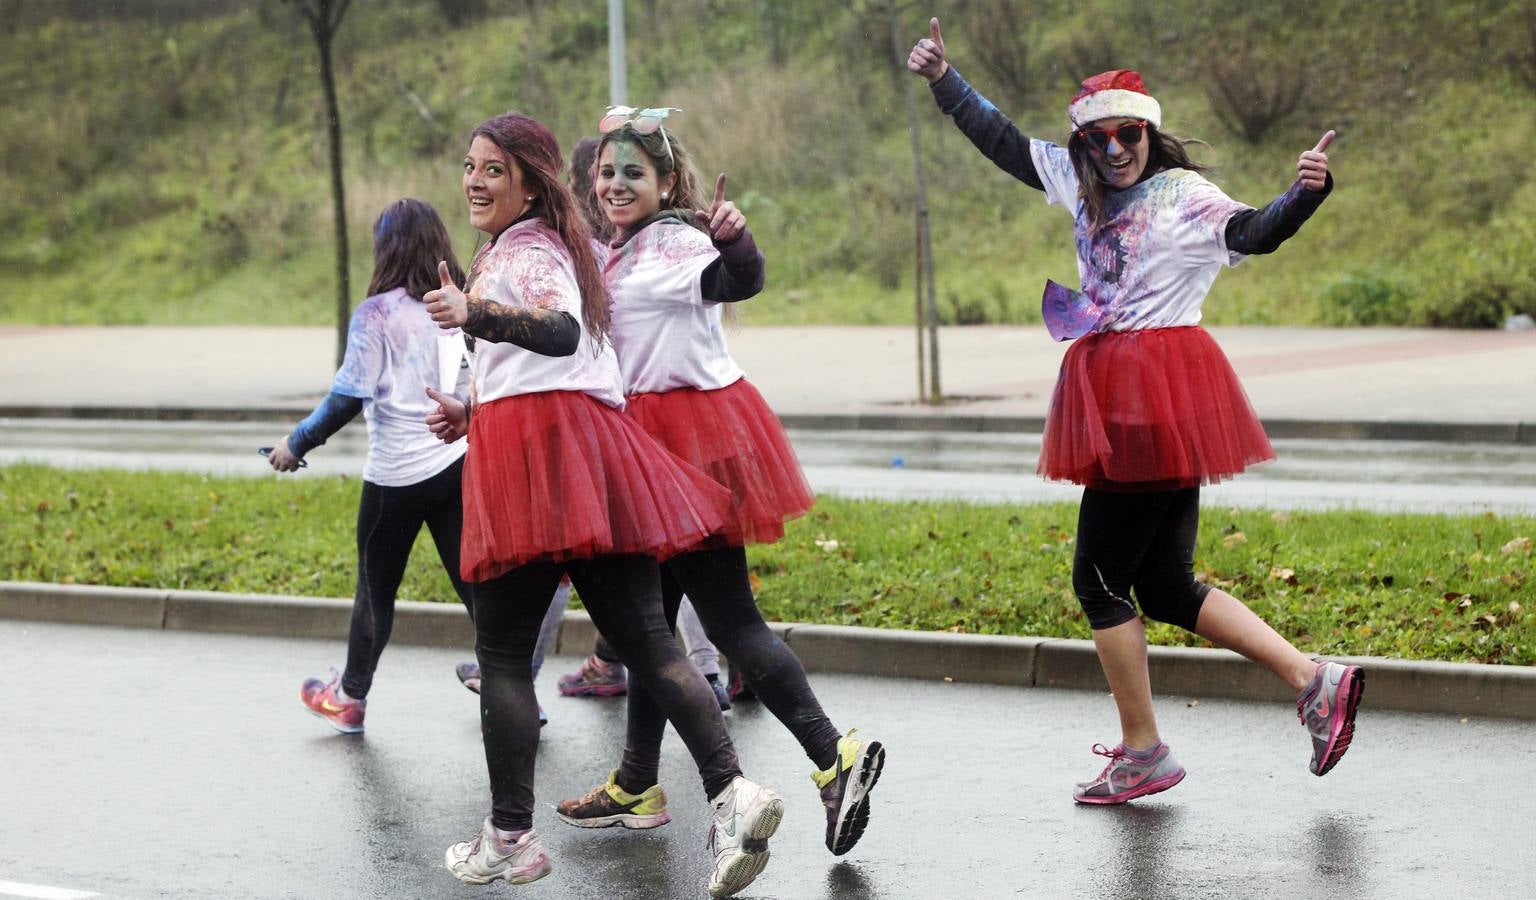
top-left (1068, 125), bottom-right (1211, 234)
top-left (596, 123), bottom-right (708, 236)
top-left (469, 113), bottom-right (611, 345)
top-left (568, 136), bottom-right (606, 238)
top-left (367, 198), bottom-right (463, 298)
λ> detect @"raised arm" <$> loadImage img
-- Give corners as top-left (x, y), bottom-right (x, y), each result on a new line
top-left (908, 17), bottom-right (1043, 191)
top-left (1225, 131), bottom-right (1335, 255)
top-left (695, 174), bottom-right (765, 303)
top-left (424, 259), bottom-right (580, 356)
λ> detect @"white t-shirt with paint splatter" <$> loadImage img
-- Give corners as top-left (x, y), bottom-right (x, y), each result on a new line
top-left (606, 220), bottom-right (745, 394)
top-left (331, 287), bottom-right (467, 487)
top-left (468, 218), bottom-right (625, 408)
top-left (1029, 139), bottom-right (1253, 332)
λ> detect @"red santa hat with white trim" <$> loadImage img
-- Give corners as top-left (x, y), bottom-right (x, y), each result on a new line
top-left (1068, 69), bottom-right (1162, 129)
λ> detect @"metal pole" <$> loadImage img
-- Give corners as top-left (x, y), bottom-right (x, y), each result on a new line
top-left (894, 14), bottom-right (941, 404)
top-left (608, 0), bottom-right (627, 106)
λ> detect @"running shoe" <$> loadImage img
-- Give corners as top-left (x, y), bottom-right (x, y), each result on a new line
top-left (456, 662), bottom-right (548, 726)
top-left (444, 817), bottom-right (551, 885)
top-left (557, 654), bottom-right (628, 697)
top-left (556, 770), bottom-right (672, 830)
top-left (1298, 660), bottom-right (1365, 776)
top-left (456, 661), bottom-right (481, 694)
top-left (1072, 742), bottom-right (1185, 805)
top-left (708, 674), bottom-right (732, 711)
top-left (706, 776), bottom-right (783, 898)
top-left (300, 670), bottom-right (365, 735)
top-left (812, 729), bottom-right (885, 855)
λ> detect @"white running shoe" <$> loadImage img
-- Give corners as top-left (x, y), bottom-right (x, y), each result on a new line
top-left (444, 817), bottom-right (552, 886)
top-left (706, 776), bottom-right (784, 898)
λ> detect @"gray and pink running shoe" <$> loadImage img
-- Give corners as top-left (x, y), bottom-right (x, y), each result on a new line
top-left (1298, 660), bottom-right (1365, 776)
top-left (1073, 742), bottom-right (1186, 805)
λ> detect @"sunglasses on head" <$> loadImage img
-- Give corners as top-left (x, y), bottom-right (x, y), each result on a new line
top-left (1076, 120), bottom-right (1148, 152)
top-left (599, 106), bottom-right (682, 168)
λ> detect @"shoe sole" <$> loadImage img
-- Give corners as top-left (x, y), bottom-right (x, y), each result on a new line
top-left (1073, 768), bottom-right (1186, 805)
top-left (1313, 667), bottom-right (1365, 777)
top-left (828, 741), bottom-right (886, 856)
top-left (557, 683), bottom-right (628, 697)
top-left (556, 811), bottom-right (671, 830)
top-left (710, 796), bottom-right (785, 898)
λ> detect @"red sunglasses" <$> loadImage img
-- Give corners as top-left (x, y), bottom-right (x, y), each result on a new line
top-left (1077, 120), bottom-right (1148, 152)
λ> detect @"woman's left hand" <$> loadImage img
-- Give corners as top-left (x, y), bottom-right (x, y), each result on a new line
top-left (697, 173), bottom-right (746, 244)
top-left (425, 260), bottom-right (469, 329)
top-left (1298, 130), bottom-right (1334, 193)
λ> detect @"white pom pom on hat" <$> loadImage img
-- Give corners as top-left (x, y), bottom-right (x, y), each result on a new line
top-left (1068, 69), bottom-right (1162, 129)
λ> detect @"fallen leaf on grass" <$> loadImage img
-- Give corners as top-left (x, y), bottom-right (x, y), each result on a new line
top-left (1222, 531), bottom-right (1248, 548)
top-left (813, 538), bottom-right (840, 551)
top-left (1268, 566), bottom-right (1299, 585)
top-left (1501, 536), bottom-right (1532, 555)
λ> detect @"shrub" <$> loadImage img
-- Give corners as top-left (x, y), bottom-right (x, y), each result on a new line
top-left (1317, 271), bottom-right (1414, 326)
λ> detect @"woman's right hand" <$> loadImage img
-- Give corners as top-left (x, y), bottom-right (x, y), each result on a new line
top-left (425, 387), bottom-right (469, 443)
top-left (907, 17), bottom-right (949, 83)
top-left (267, 436), bottom-right (302, 472)
top-left (425, 260), bottom-right (469, 330)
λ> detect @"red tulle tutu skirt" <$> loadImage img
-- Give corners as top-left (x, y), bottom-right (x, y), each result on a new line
top-left (626, 378), bottom-right (815, 547)
top-left (459, 391), bottom-right (733, 582)
top-left (1037, 326), bottom-right (1274, 491)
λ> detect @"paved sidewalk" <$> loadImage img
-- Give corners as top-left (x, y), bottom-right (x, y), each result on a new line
top-left (4, 324), bottom-right (1535, 438)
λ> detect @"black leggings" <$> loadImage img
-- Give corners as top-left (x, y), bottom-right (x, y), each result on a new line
top-left (1071, 485), bottom-right (1212, 632)
top-left (473, 554), bottom-right (741, 831)
top-left (617, 545), bottom-right (842, 793)
top-left (341, 457), bottom-right (471, 699)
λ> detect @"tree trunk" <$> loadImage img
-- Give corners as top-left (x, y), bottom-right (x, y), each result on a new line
top-left (316, 21), bottom-right (349, 368)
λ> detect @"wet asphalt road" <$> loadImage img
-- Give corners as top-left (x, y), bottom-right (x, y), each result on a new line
top-left (5, 418), bottom-right (1536, 515)
top-left (2, 621), bottom-right (1533, 899)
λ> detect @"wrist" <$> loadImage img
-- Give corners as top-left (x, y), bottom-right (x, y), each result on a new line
top-left (927, 61), bottom-right (950, 84)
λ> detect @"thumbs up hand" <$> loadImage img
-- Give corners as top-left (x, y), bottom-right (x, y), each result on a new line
top-left (696, 173), bottom-right (746, 244)
top-left (424, 386), bottom-right (469, 443)
top-left (425, 260), bottom-right (469, 329)
top-left (907, 18), bottom-right (949, 83)
top-left (1298, 130), bottom-right (1335, 193)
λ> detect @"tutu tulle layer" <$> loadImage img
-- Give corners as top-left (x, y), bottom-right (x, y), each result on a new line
top-left (626, 378), bottom-right (814, 547)
top-left (460, 391), bottom-right (732, 581)
top-left (1037, 326), bottom-right (1274, 490)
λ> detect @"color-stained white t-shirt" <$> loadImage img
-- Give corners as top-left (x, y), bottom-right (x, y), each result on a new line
top-left (331, 287), bottom-right (467, 487)
top-left (606, 219), bottom-right (744, 394)
top-left (467, 219), bottom-right (625, 408)
top-left (1030, 139), bottom-right (1252, 331)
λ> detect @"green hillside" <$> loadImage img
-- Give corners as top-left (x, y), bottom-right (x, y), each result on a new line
top-left (3, 0), bottom-right (1534, 328)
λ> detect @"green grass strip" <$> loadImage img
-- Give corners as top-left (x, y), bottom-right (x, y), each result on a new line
top-left (3, 464), bottom-right (1532, 665)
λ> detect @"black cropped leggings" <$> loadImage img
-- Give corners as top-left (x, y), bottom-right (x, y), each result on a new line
top-left (473, 554), bottom-right (741, 831)
top-left (341, 457), bottom-right (471, 699)
top-left (1071, 486), bottom-right (1213, 632)
top-left (616, 545), bottom-right (842, 793)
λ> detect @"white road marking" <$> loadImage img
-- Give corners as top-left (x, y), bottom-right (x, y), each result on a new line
top-left (0, 882), bottom-right (100, 900)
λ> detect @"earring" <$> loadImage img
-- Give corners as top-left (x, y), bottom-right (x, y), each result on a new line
top-left (660, 191), bottom-right (669, 200)
top-left (525, 195), bottom-right (535, 201)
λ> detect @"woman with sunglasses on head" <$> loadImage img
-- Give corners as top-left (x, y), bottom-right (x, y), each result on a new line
top-left (422, 112), bottom-right (784, 898)
top-left (909, 18), bottom-right (1362, 804)
top-left (268, 198), bottom-right (473, 736)
top-left (550, 106), bottom-right (886, 860)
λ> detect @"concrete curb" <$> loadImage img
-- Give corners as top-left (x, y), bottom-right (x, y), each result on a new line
top-left (3, 581), bottom-right (1532, 720)
top-left (1, 404), bottom-right (1532, 444)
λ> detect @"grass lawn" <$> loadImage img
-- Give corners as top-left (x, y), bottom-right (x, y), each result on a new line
top-left (3, 464), bottom-right (1532, 665)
